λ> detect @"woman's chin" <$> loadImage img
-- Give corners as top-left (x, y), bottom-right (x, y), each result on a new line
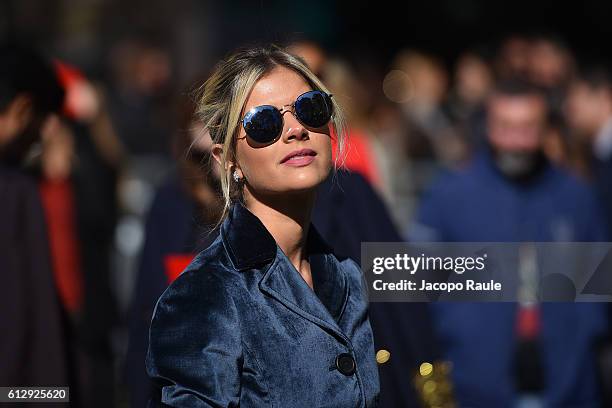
top-left (261, 180), bottom-right (323, 197)
top-left (247, 167), bottom-right (331, 197)
top-left (289, 170), bottom-right (329, 190)
top-left (279, 180), bottom-right (322, 195)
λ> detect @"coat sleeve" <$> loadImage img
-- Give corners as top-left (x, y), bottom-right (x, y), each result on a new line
top-left (146, 270), bottom-right (243, 407)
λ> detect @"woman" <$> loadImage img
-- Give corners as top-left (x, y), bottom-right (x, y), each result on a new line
top-left (146, 46), bottom-right (380, 407)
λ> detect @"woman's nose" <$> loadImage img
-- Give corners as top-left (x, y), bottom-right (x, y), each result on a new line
top-left (282, 112), bottom-right (309, 142)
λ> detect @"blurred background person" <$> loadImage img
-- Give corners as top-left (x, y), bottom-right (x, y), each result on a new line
top-left (3, 49), bottom-right (122, 405)
top-left (0, 42), bottom-right (69, 391)
top-left (124, 88), bottom-right (223, 408)
top-left (446, 50), bottom-right (494, 153)
top-left (526, 34), bottom-right (576, 120)
top-left (565, 66), bottom-right (612, 235)
top-left (408, 79), bottom-right (609, 407)
top-left (375, 52), bottom-right (451, 234)
top-left (527, 36), bottom-right (575, 94)
top-left (495, 35), bottom-right (531, 80)
top-left (287, 40), bottom-right (327, 77)
top-left (106, 37), bottom-right (175, 158)
top-left (40, 61), bottom-right (122, 408)
top-left (106, 36), bottom-right (179, 329)
top-left (390, 50), bottom-right (467, 168)
top-left (323, 58), bottom-right (383, 188)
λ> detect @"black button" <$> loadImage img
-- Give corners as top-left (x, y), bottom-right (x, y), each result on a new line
top-left (335, 353), bottom-right (356, 376)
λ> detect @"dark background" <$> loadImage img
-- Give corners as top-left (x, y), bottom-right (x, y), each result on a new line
top-left (2, 0), bottom-right (611, 82)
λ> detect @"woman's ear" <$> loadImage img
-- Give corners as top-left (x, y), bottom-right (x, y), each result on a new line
top-left (212, 143), bottom-right (242, 178)
top-left (211, 143), bottom-right (224, 168)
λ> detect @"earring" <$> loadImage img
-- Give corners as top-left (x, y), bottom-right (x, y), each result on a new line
top-left (233, 170), bottom-right (242, 183)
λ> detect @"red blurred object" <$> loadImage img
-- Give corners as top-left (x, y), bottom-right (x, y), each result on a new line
top-left (516, 305), bottom-right (540, 340)
top-left (331, 127), bottom-right (381, 186)
top-left (54, 60), bottom-right (100, 122)
top-left (53, 60), bottom-right (84, 120)
top-left (39, 179), bottom-right (83, 313)
top-left (164, 254), bottom-right (195, 283)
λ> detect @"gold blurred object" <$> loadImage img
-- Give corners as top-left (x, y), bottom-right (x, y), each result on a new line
top-left (376, 349), bottom-right (391, 364)
top-left (413, 361), bottom-right (456, 408)
top-left (419, 362), bottom-right (433, 376)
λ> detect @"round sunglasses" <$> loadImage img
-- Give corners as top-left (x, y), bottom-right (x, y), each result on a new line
top-left (238, 90), bottom-right (333, 146)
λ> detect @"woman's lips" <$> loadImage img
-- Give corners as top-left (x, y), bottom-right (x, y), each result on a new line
top-left (283, 155), bottom-right (316, 166)
top-left (281, 149), bottom-right (317, 166)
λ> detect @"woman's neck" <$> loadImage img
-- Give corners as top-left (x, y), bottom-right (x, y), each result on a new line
top-left (244, 190), bottom-right (315, 279)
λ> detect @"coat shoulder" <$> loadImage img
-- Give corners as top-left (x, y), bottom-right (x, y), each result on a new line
top-left (338, 256), bottom-right (369, 301)
top-left (146, 236), bottom-right (245, 406)
top-left (153, 236), bottom-right (242, 314)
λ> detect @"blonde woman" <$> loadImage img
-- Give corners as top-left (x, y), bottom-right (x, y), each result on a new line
top-left (145, 46), bottom-right (380, 407)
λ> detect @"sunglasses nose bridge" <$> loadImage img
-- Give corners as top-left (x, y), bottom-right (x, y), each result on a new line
top-left (278, 104), bottom-right (295, 116)
top-left (278, 105), bottom-right (301, 128)
top-left (279, 105), bottom-right (309, 142)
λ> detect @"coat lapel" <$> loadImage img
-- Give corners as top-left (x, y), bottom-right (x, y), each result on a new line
top-left (259, 242), bottom-right (349, 342)
top-left (221, 203), bottom-right (350, 343)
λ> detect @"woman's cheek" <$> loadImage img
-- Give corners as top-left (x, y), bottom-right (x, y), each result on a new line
top-left (256, 153), bottom-right (288, 191)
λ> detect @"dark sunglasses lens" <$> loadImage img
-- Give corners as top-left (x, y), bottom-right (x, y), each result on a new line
top-left (242, 105), bottom-right (283, 144)
top-left (295, 91), bottom-right (333, 128)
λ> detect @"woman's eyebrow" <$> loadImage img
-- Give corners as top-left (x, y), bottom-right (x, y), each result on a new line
top-left (250, 89), bottom-right (311, 110)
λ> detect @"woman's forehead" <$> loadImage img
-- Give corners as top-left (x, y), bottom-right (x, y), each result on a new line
top-left (246, 67), bottom-right (311, 109)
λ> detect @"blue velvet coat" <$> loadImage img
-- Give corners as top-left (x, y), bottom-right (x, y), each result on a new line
top-left (146, 202), bottom-right (380, 407)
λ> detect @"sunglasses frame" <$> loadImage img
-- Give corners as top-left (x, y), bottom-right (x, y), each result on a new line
top-left (237, 90), bottom-right (333, 147)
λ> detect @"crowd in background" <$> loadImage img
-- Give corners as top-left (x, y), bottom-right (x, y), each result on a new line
top-left (3, 8), bottom-right (612, 405)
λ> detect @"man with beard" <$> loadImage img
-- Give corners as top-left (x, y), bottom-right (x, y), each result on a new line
top-left (409, 79), bottom-right (608, 407)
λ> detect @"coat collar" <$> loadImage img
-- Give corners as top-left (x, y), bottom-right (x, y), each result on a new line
top-left (220, 201), bottom-right (278, 271)
top-left (220, 202), bottom-right (350, 335)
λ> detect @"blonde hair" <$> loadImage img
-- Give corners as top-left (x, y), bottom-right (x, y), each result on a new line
top-left (194, 45), bottom-right (347, 225)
